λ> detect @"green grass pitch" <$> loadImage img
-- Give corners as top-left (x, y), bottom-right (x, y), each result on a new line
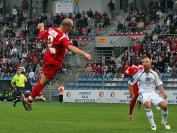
top-left (0, 102), bottom-right (176, 133)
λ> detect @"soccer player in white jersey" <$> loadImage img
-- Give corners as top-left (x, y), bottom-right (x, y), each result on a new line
top-left (128, 57), bottom-right (171, 131)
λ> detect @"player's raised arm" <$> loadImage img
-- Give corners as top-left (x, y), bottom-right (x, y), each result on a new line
top-left (37, 23), bottom-right (46, 39)
top-left (37, 23), bottom-right (45, 31)
top-left (67, 45), bottom-right (92, 60)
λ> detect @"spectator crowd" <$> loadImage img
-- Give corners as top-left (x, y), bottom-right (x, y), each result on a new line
top-left (0, 0), bottom-right (177, 82)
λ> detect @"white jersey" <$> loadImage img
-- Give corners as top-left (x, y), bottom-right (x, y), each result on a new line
top-left (128, 69), bottom-right (163, 94)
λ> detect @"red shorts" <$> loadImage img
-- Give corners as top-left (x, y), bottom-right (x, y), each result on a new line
top-left (42, 54), bottom-right (61, 80)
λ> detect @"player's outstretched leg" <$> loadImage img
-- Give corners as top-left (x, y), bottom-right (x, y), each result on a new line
top-left (129, 100), bottom-right (135, 120)
top-left (159, 101), bottom-right (171, 130)
top-left (145, 108), bottom-right (156, 131)
top-left (129, 96), bottom-right (138, 120)
top-left (35, 93), bottom-right (46, 101)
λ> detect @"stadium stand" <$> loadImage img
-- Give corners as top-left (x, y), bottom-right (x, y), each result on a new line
top-left (0, 0), bottom-right (177, 101)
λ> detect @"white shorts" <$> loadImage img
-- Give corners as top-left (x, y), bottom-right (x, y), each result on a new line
top-left (139, 92), bottom-right (164, 106)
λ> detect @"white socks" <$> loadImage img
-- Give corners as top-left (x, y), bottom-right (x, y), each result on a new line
top-left (161, 110), bottom-right (168, 123)
top-left (145, 108), bottom-right (155, 126)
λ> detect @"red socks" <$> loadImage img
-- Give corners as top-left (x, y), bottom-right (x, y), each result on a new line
top-left (30, 82), bottom-right (44, 99)
top-left (37, 92), bottom-right (42, 97)
top-left (129, 101), bottom-right (135, 115)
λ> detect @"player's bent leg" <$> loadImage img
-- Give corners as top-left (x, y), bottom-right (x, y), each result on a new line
top-left (128, 99), bottom-right (137, 120)
top-left (144, 101), bottom-right (156, 130)
top-left (158, 101), bottom-right (171, 130)
top-left (31, 73), bottom-right (49, 96)
top-left (158, 101), bottom-right (167, 110)
top-left (128, 92), bottom-right (138, 120)
top-left (35, 94), bottom-right (46, 101)
top-left (30, 73), bottom-right (49, 99)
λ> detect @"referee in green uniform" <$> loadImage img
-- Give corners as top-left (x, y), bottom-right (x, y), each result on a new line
top-left (11, 67), bottom-right (27, 107)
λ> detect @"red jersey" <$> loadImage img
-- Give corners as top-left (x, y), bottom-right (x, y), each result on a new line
top-left (38, 27), bottom-right (72, 62)
top-left (38, 28), bottom-right (72, 80)
top-left (125, 64), bottom-right (143, 77)
top-left (125, 64), bottom-right (143, 97)
top-left (138, 65), bottom-right (144, 71)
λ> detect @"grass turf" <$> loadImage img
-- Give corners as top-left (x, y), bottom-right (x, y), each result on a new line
top-left (0, 102), bottom-right (176, 133)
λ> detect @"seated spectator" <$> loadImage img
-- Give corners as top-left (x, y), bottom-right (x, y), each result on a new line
top-left (95, 64), bottom-right (102, 77)
top-left (86, 63), bottom-right (92, 78)
top-left (116, 61), bottom-right (123, 76)
top-left (102, 64), bottom-right (108, 78)
top-left (90, 63), bottom-right (97, 78)
top-left (107, 56), bottom-right (116, 68)
top-left (107, 65), bottom-right (115, 78)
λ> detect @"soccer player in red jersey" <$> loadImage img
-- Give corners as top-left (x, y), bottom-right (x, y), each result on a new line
top-left (20, 18), bottom-right (92, 110)
top-left (124, 58), bottom-right (143, 119)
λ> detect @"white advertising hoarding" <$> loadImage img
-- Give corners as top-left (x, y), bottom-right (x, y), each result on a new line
top-left (64, 89), bottom-right (177, 104)
top-left (64, 89), bottom-right (130, 103)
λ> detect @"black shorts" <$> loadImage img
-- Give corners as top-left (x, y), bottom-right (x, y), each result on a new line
top-left (15, 87), bottom-right (25, 96)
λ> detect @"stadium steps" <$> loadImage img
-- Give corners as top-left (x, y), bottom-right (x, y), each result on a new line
top-left (42, 66), bottom-right (88, 101)
top-left (41, 70), bottom-right (77, 100)
top-left (64, 73), bottom-right (177, 91)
